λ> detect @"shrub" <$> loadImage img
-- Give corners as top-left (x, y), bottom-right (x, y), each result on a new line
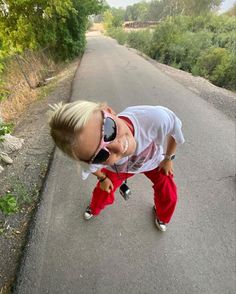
top-left (169, 31), bottom-right (213, 71)
top-left (150, 20), bottom-right (213, 71)
top-left (105, 13), bottom-right (236, 91)
top-left (107, 27), bottom-right (127, 45)
top-left (214, 31), bottom-right (236, 52)
top-left (211, 54), bottom-right (236, 90)
top-left (149, 19), bottom-right (181, 61)
top-left (126, 30), bottom-right (153, 56)
top-left (195, 47), bottom-right (236, 89)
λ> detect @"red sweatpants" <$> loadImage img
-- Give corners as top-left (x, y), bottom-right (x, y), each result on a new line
top-left (90, 167), bottom-right (177, 224)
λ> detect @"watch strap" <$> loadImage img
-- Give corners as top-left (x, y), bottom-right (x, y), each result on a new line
top-left (97, 174), bottom-right (107, 182)
top-left (163, 154), bottom-right (175, 160)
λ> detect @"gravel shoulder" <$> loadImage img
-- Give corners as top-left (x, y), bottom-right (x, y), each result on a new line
top-left (0, 59), bottom-right (79, 294)
top-left (0, 44), bottom-right (235, 293)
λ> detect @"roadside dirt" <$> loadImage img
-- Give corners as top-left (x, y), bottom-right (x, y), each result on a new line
top-left (0, 59), bottom-right (79, 294)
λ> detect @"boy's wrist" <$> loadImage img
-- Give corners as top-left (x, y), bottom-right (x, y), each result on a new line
top-left (163, 154), bottom-right (175, 161)
top-left (99, 176), bottom-right (107, 182)
top-left (96, 173), bottom-right (107, 182)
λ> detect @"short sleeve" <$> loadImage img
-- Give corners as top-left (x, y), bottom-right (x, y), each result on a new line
top-left (169, 113), bottom-right (185, 144)
top-left (155, 107), bottom-right (185, 145)
top-left (77, 161), bottom-right (103, 180)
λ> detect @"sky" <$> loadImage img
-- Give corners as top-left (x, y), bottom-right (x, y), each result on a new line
top-left (106, 0), bottom-right (235, 12)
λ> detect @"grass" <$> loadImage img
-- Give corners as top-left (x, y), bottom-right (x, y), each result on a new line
top-left (0, 50), bottom-right (57, 123)
top-left (36, 78), bottom-right (58, 101)
top-left (0, 177), bottom-right (39, 218)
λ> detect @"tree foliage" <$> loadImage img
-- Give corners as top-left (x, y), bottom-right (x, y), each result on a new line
top-left (103, 0), bottom-right (225, 28)
top-left (108, 0), bottom-right (223, 22)
top-left (105, 10), bottom-right (236, 90)
top-left (149, 14), bottom-right (236, 89)
top-left (0, 0), bottom-right (104, 60)
top-left (125, 2), bottom-right (149, 21)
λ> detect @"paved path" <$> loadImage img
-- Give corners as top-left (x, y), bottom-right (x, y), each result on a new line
top-left (14, 32), bottom-right (235, 294)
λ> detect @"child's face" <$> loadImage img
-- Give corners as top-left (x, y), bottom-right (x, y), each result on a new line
top-left (75, 107), bottom-right (137, 165)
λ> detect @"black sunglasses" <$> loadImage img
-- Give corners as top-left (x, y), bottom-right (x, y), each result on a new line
top-left (89, 110), bottom-right (117, 164)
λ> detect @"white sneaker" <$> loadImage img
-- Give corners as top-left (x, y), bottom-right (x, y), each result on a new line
top-left (84, 206), bottom-right (94, 220)
top-left (155, 218), bottom-right (167, 232)
top-left (153, 206), bottom-right (167, 232)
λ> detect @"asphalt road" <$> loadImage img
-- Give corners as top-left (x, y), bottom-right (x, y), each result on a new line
top-left (14, 32), bottom-right (235, 294)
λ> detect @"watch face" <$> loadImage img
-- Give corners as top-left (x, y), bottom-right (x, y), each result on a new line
top-left (171, 154), bottom-right (175, 160)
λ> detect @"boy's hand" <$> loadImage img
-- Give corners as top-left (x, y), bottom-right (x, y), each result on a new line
top-left (158, 159), bottom-right (174, 176)
top-left (99, 177), bottom-right (114, 193)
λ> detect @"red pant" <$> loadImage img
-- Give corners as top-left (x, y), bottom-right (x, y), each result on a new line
top-left (90, 167), bottom-right (177, 224)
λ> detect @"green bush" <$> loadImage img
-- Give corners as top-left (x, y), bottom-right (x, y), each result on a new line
top-left (212, 54), bottom-right (236, 90)
top-left (169, 31), bottom-right (213, 71)
top-left (149, 19), bottom-right (181, 61)
top-left (150, 17), bottom-right (213, 71)
top-left (195, 47), bottom-right (236, 89)
top-left (126, 30), bottom-right (153, 56)
top-left (107, 27), bottom-right (127, 45)
top-left (214, 31), bottom-right (236, 52)
top-left (105, 13), bottom-right (236, 91)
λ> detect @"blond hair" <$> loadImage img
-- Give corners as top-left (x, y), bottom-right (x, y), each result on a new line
top-left (48, 100), bottom-right (105, 160)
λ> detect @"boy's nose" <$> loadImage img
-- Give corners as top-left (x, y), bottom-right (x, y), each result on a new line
top-left (107, 139), bottom-right (123, 154)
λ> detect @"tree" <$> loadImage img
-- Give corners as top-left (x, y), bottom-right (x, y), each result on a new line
top-left (124, 2), bottom-right (150, 21)
top-left (110, 7), bottom-right (125, 27)
top-left (103, 9), bottom-right (114, 30)
top-left (103, 7), bottom-right (125, 28)
top-left (0, 0), bottom-right (104, 59)
top-left (123, 0), bottom-right (223, 21)
top-left (181, 0), bottom-right (223, 15)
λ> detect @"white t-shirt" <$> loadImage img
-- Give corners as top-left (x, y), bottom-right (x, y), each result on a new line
top-left (79, 105), bottom-right (185, 179)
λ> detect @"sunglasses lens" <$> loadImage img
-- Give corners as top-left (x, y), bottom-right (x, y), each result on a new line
top-left (92, 149), bottom-right (110, 164)
top-left (104, 117), bottom-right (116, 142)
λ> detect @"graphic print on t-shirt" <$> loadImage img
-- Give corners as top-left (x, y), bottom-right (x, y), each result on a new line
top-left (112, 142), bottom-right (157, 173)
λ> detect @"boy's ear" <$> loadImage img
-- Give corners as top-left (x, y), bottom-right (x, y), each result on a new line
top-left (104, 106), bottom-right (116, 115)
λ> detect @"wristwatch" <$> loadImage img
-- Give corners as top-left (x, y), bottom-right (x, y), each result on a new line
top-left (163, 154), bottom-right (175, 161)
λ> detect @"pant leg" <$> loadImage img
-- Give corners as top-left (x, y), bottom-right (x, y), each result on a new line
top-left (90, 168), bottom-right (134, 215)
top-left (144, 168), bottom-right (177, 224)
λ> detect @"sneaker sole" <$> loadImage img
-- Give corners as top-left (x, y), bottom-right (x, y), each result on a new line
top-left (84, 212), bottom-right (94, 220)
top-left (153, 206), bottom-right (167, 232)
top-left (155, 218), bottom-right (167, 232)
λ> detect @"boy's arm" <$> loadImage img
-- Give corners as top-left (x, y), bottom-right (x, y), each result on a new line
top-left (165, 135), bottom-right (177, 159)
top-left (158, 135), bottom-right (177, 176)
top-left (92, 170), bottom-right (107, 181)
top-left (156, 108), bottom-right (184, 175)
top-left (92, 170), bottom-right (114, 193)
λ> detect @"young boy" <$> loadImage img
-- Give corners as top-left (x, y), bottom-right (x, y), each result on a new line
top-left (49, 100), bottom-right (185, 232)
